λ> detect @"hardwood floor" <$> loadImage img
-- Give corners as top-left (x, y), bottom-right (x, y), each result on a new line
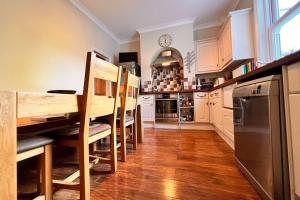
top-left (19, 128), bottom-right (261, 200)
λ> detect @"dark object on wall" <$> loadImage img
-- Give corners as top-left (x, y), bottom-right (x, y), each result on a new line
top-left (119, 52), bottom-right (138, 63)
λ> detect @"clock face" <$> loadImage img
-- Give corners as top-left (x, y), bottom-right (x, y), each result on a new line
top-left (158, 34), bottom-right (172, 47)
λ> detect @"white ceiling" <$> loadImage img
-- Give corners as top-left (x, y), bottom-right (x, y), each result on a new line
top-left (73, 0), bottom-right (239, 43)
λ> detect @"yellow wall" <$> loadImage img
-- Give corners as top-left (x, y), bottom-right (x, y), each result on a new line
top-left (0, 0), bottom-right (119, 94)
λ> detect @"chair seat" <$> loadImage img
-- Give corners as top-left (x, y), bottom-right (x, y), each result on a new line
top-left (53, 122), bottom-right (111, 139)
top-left (117, 115), bottom-right (134, 123)
top-left (17, 136), bottom-right (54, 154)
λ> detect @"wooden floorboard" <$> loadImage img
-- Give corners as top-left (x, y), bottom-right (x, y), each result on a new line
top-left (19, 128), bottom-right (261, 200)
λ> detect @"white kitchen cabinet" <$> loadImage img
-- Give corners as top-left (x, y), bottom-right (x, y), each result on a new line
top-left (209, 92), bottom-right (214, 124)
top-left (223, 84), bottom-right (236, 109)
top-left (194, 92), bottom-right (209, 123)
top-left (288, 94), bottom-right (300, 198)
top-left (208, 89), bottom-right (223, 131)
top-left (223, 108), bottom-right (234, 142)
top-left (219, 20), bottom-right (232, 67)
top-left (195, 39), bottom-right (219, 74)
top-left (218, 8), bottom-right (254, 70)
top-left (140, 95), bottom-right (155, 122)
top-left (284, 62), bottom-right (300, 199)
top-left (287, 62), bottom-right (300, 93)
top-left (214, 97), bottom-right (223, 131)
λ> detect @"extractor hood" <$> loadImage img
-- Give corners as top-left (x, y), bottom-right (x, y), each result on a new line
top-left (152, 50), bottom-right (180, 67)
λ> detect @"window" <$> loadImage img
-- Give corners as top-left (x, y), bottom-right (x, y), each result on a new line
top-left (271, 0), bottom-right (300, 58)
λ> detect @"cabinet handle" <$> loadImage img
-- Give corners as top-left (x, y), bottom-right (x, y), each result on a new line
top-left (197, 94), bottom-right (206, 98)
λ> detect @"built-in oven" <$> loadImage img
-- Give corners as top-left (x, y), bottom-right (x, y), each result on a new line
top-left (155, 93), bottom-right (179, 123)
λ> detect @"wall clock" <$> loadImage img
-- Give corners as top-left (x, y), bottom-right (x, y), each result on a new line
top-left (158, 34), bottom-right (172, 47)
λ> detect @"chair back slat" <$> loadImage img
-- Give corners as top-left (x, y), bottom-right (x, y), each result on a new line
top-left (125, 97), bottom-right (137, 111)
top-left (120, 71), bottom-right (140, 122)
top-left (127, 74), bottom-right (140, 88)
top-left (90, 96), bottom-right (115, 118)
top-left (93, 58), bottom-right (119, 83)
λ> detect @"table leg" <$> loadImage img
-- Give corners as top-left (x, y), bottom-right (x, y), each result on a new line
top-left (0, 91), bottom-right (17, 199)
top-left (136, 105), bottom-right (144, 143)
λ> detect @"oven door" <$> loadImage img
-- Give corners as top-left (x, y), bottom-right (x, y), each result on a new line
top-left (155, 99), bottom-right (178, 122)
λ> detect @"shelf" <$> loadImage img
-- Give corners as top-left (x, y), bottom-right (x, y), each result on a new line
top-left (180, 121), bottom-right (195, 124)
top-left (180, 106), bottom-right (194, 108)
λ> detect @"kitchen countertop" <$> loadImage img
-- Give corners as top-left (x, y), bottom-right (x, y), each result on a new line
top-left (141, 50), bottom-right (300, 95)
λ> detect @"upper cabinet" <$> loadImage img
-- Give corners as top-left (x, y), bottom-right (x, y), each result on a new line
top-left (195, 8), bottom-right (254, 74)
top-left (195, 39), bottom-right (219, 73)
top-left (219, 8), bottom-right (254, 70)
top-left (219, 21), bottom-right (233, 68)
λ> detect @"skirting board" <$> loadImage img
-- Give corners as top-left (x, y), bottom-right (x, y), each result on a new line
top-left (215, 127), bottom-right (235, 150)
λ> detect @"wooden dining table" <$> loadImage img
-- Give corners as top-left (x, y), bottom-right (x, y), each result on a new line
top-left (0, 91), bottom-right (143, 199)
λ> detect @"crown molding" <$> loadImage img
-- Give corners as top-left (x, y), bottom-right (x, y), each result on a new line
top-left (69, 0), bottom-right (121, 43)
top-left (137, 18), bottom-right (196, 34)
top-left (194, 20), bottom-right (223, 31)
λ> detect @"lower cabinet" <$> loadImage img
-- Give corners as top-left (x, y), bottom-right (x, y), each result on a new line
top-left (209, 90), bottom-right (223, 131)
top-left (214, 97), bottom-right (223, 131)
top-left (194, 92), bottom-right (210, 123)
top-left (222, 108), bottom-right (234, 142)
top-left (140, 95), bottom-right (155, 122)
top-left (284, 62), bottom-right (300, 199)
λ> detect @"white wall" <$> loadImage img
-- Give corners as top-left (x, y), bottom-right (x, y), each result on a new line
top-left (0, 0), bottom-right (119, 94)
top-left (139, 23), bottom-right (195, 84)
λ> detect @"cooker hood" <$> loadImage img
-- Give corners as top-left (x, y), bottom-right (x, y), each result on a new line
top-left (152, 50), bottom-right (180, 67)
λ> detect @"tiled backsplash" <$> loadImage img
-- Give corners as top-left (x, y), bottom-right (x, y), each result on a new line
top-left (142, 66), bottom-right (196, 92)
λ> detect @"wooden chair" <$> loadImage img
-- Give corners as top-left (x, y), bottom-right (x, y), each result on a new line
top-left (118, 71), bottom-right (140, 162)
top-left (52, 52), bottom-right (121, 200)
top-left (17, 135), bottom-right (53, 200)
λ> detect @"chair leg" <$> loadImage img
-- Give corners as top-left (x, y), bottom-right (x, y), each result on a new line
top-left (120, 120), bottom-right (127, 162)
top-left (40, 144), bottom-right (53, 200)
top-left (37, 156), bottom-right (42, 194)
top-left (110, 128), bottom-right (117, 172)
top-left (78, 135), bottom-right (90, 200)
top-left (133, 122), bottom-right (137, 150)
top-left (89, 142), bottom-right (97, 155)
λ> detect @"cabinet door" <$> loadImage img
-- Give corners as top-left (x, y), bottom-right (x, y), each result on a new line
top-left (218, 35), bottom-right (224, 69)
top-left (141, 96), bottom-right (155, 122)
top-left (196, 40), bottom-right (219, 73)
top-left (194, 98), bottom-right (209, 123)
top-left (223, 108), bottom-right (234, 141)
top-left (209, 93), bottom-right (214, 124)
top-left (221, 20), bottom-right (232, 66)
top-left (223, 84), bottom-right (235, 109)
top-left (214, 97), bottom-right (224, 131)
top-left (287, 62), bottom-right (300, 93)
top-left (289, 94), bottom-right (300, 197)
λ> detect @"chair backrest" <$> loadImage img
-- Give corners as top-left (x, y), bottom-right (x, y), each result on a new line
top-left (80, 52), bottom-right (122, 137)
top-left (120, 71), bottom-right (140, 121)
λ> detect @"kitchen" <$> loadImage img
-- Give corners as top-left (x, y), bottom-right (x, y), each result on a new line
top-left (0, 0), bottom-right (300, 200)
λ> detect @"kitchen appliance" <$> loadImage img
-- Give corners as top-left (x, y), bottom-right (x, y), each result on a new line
top-left (196, 78), bottom-right (214, 90)
top-left (233, 75), bottom-right (290, 200)
top-left (119, 61), bottom-right (141, 77)
top-left (155, 93), bottom-right (179, 123)
top-left (119, 52), bottom-right (138, 63)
